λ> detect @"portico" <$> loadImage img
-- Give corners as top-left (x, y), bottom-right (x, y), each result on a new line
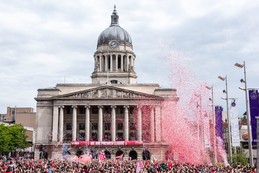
top-left (52, 103), bottom-right (161, 144)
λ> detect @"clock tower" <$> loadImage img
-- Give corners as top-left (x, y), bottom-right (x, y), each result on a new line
top-left (91, 6), bottom-right (137, 84)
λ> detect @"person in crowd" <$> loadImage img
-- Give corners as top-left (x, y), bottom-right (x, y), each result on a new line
top-left (0, 156), bottom-right (257, 173)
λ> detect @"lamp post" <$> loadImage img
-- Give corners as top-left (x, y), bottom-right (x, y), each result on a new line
top-left (206, 85), bottom-right (217, 164)
top-left (218, 75), bottom-right (232, 163)
top-left (234, 61), bottom-right (253, 166)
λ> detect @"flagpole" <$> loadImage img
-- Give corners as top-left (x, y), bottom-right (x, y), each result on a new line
top-left (235, 61), bottom-right (253, 166)
top-left (206, 85), bottom-right (217, 164)
top-left (218, 75), bottom-right (232, 163)
top-left (225, 76), bottom-right (232, 164)
top-left (195, 94), bottom-right (202, 153)
top-left (244, 62), bottom-right (253, 166)
top-left (212, 86), bottom-right (217, 164)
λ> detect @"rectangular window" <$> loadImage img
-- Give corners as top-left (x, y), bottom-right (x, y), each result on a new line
top-left (104, 123), bottom-right (111, 130)
top-left (117, 106), bottom-right (123, 114)
top-left (64, 133), bottom-right (72, 141)
top-left (92, 123), bottom-right (98, 130)
top-left (104, 132), bottom-right (111, 141)
top-left (130, 123), bottom-right (135, 130)
top-left (130, 132), bottom-right (136, 140)
top-left (92, 107), bottom-right (98, 114)
top-left (79, 107), bottom-right (85, 114)
top-left (116, 133), bottom-right (123, 141)
top-left (79, 132), bottom-right (85, 141)
top-left (66, 107), bottom-right (71, 114)
top-left (117, 123), bottom-right (123, 130)
top-left (91, 133), bottom-right (98, 141)
top-left (66, 123), bottom-right (72, 130)
top-left (79, 123), bottom-right (85, 130)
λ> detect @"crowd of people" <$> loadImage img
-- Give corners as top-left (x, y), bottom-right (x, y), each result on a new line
top-left (0, 156), bottom-right (257, 173)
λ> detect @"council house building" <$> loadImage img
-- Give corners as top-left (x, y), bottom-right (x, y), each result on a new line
top-left (35, 6), bottom-right (178, 160)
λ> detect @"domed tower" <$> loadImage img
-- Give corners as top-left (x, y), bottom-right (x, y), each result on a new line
top-left (91, 6), bottom-right (137, 84)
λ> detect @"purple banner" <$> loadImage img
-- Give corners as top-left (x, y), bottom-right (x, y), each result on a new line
top-left (248, 89), bottom-right (259, 143)
top-left (215, 106), bottom-right (223, 140)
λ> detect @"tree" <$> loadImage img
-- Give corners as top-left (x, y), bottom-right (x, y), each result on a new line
top-left (0, 124), bottom-right (12, 154)
top-left (232, 149), bottom-right (248, 167)
top-left (0, 124), bottom-right (29, 155)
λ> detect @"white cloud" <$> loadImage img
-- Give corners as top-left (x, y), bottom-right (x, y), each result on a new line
top-left (0, 0), bottom-right (259, 114)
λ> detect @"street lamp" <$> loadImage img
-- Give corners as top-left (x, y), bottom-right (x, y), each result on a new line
top-left (218, 75), bottom-right (232, 163)
top-left (235, 61), bottom-right (253, 166)
top-left (206, 85), bottom-right (217, 164)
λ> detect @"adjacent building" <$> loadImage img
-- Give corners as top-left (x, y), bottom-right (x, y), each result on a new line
top-left (1, 107), bottom-right (36, 146)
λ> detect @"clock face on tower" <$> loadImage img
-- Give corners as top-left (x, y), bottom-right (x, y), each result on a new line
top-left (109, 40), bottom-right (118, 48)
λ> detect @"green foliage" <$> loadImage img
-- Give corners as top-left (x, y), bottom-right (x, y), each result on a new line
top-left (232, 150), bottom-right (248, 167)
top-left (0, 124), bottom-right (29, 154)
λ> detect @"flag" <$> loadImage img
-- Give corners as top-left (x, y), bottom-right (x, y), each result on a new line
top-left (234, 63), bottom-right (244, 68)
top-left (136, 160), bottom-right (144, 173)
top-left (229, 100), bottom-right (240, 146)
top-left (249, 89), bottom-right (259, 144)
top-left (218, 76), bottom-right (225, 81)
top-left (215, 106), bottom-right (223, 140)
top-left (115, 153), bottom-right (124, 160)
top-left (98, 150), bottom-right (106, 162)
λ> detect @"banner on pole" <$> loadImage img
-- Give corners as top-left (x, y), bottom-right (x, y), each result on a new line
top-left (215, 106), bottom-right (223, 140)
top-left (248, 89), bottom-right (259, 143)
top-left (229, 100), bottom-right (240, 146)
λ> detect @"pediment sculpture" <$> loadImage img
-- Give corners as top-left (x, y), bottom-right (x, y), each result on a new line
top-left (58, 87), bottom-right (158, 99)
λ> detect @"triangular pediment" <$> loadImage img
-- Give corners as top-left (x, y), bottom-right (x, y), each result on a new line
top-left (53, 85), bottom-right (162, 100)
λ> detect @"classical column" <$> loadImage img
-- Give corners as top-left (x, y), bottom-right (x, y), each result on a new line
top-left (150, 106), bottom-right (155, 142)
top-left (127, 56), bottom-right (129, 71)
top-left (59, 106), bottom-right (64, 142)
top-left (133, 57), bottom-right (135, 70)
top-left (99, 56), bottom-right (102, 72)
top-left (115, 55), bottom-right (118, 72)
top-left (121, 56), bottom-right (124, 72)
top-left (98, 106), bottom-right (103, 141)
top-left (110, 55), bottom-right (113, 72)
top-left (97, 56), bottom-right (100, 72)
top-left (137, 105), bottom-right (142, 141)
top-left (124, 106), bottom-right (129, 141)
top-left (85, 105), bottom-right (90, 141)
top-left (111, 106), bottom-right (116, 141)
top-left (155, 106), bottom-right (161, 142)
top-left (131, 57), bottom-right (134, 70)
top-left (52, 106), bottom-right (59, 142)
top-left (94, 57), bottom-right (97, 71)
top-left (72, 106), bottom-right (77, 141)
top-left (105, 55), bottom-right (108, 71)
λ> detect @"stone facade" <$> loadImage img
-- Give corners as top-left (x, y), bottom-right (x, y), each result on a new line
top-left (34, 6), bottom-right (178, 160)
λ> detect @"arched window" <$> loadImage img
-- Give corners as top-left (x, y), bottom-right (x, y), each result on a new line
top-left (110, 80), bottom-right (118, 84)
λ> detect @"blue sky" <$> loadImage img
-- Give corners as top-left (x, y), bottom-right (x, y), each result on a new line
top-left (0, 0), bottom-right (259, 114)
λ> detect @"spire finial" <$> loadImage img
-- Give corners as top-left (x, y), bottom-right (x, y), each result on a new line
top-left (111, 5), bottom-right (119, 26)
